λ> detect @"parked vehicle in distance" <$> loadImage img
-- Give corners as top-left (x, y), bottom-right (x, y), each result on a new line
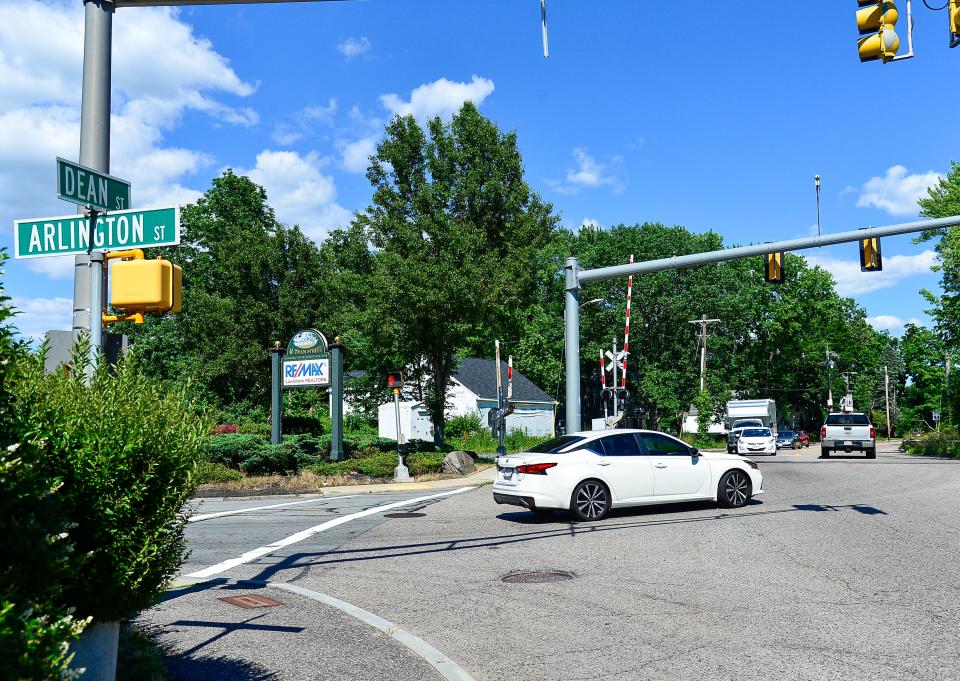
top-left (795, 430), bottom-right (811, 448)
top-left (776, 429), bottom-right (800, 449)
top-left (737, 427), bottom-right (777, 455)
top-left (493, 430), bottom-right (764, 521)
top-left (726, 399), bottom-right (777, 452)
top-left (821, 413), bottom-right (876, 458)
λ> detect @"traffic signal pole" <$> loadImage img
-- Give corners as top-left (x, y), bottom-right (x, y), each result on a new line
top-left (74, 0), bottom-right (113, 374)
top-left (562, 214), bottom-right (960, 435)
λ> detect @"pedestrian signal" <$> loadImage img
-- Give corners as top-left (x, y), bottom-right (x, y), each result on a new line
top-left (764, 252), bottom-right (785, 284)
top-left (110, 258), bottom-right (182, 314)
top-left (386, 372), bottom-right (404, 389)
top-left (859, 237), bottom-right (883, 271)
top-left (857, 1), bottom-right (899, 63)
top-left (951, 0), bottom-right (960, 47)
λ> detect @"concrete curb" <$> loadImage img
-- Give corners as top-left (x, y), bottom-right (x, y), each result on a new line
top-left (173, 577), bottom-right (476, 681)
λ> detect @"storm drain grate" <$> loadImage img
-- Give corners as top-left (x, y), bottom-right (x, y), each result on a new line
top-left (218, 594), bottom-right (284, 609)
top-left (501, 570), bottom-right (576, 584)
top-left (384, 512), bottom-right (426, 518)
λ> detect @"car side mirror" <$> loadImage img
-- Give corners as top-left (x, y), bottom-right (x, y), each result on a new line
top-left (689, 447), bottom-right (700, 457)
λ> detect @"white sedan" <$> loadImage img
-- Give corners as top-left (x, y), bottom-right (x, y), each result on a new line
top-left (493, 429), bottom-right (763, 521)
top-left (736, 427), bottom-right (777, 456)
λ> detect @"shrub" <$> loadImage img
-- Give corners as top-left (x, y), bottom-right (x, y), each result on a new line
top-left (905, 426), bottom-right (960, 458)
top-left (210, 423), bottom-right (239, 435)
top-left (282, 414), bottom-right (324, 435)
top-left (343, 413), bottom-right (378, 437)
top-left (12, 344), bottom-right (211, 623)
top-left (236, 422), bottom-right (272, 436)
top-left (206, 434), bottom-right (265, 468)
top-left (445, 413), bottom-right (482, 438)
top-left (196, 461), bottom-right (244, 484)
top-left (406, 451), bottom-right (448, 476)
top-left (240, 443), bottom-right (300, 476)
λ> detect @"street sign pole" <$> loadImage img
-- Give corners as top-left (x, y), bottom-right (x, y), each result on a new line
top-left (74, 0), bottom-right (113, 376)
top-left (270, 342), bottom-right (285, 445)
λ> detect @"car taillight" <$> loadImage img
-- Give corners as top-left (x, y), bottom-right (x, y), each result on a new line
top-left (517, 462), bottom-right (557, 475)
top-left (870, 427), bottom-right (875, 439)
top-left (821, 426), bottom-right (827, 439)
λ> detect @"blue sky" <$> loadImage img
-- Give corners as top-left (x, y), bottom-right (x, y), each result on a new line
top-left (0, 0), bottom-right (954, 340)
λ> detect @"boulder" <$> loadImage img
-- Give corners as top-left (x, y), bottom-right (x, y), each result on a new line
top-left (442, 450), bottom-right (476, 475)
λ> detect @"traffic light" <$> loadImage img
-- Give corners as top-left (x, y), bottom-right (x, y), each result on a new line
top-left (857, 1), bottom-right (899, 63)
top-left (764, 252), bottom-right (785, 283)
top-left (110, 258), bottom-right (182, 314)
top-left (386, 372), bottom-right (404, 390)
top-left (859, 237), bottom-right (883, 271)
top-left (951, 0), bottom-right (960, 47)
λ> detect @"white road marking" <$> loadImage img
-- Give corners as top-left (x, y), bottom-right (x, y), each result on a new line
top-left (188, 494), bottom-right (362, 523)
top-left (185, 487), bottom-right (473, 579)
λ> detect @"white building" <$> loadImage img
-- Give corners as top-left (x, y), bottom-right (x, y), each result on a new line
top-left (377, 358), bottom-right (556, 443)
top-left (680, 404), bottom-right (727, 435)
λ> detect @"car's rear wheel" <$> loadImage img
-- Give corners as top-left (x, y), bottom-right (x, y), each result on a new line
top-left (717, 469), bottom-right (751, 508)
top-left (866, 448), bottom-right (877, 459)
top-left (570, 480), bottom-right (610, 521)
top-left (821, 447), bottom-right (830, 458)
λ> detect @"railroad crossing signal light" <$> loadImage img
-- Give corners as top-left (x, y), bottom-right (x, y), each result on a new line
top-left (951, 0), bottom-right (960, 47)
top-left (857, 1), bottom-right (900, 63)
top-left (386, 372), bottom-right (404, 389)
top-left (110, 258), bottom-right (182, 314)
top-left (859, 237), bottom-right (883, 271)
top-left (764, 252), bottom-right (785, 283)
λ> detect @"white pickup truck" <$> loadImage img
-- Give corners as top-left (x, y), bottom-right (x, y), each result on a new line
top-left (821, 412), bottom-right (876, 459)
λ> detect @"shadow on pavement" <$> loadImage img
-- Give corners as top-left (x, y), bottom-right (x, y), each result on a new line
top-left (164, 653), bottom-right (280, 681)
top-left (240, 500), bottom-right (887, 581)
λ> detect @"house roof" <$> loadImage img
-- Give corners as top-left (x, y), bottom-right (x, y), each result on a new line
top-left (453, 357), bottom-right (554, 403)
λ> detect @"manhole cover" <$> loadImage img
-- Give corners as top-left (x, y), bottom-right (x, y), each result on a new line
top-left (384, 512), bottom-right (426, 518)
top-left (501, 570), bottom-right (576, 584)
top-left (218, 594), bottom-right (284, 609)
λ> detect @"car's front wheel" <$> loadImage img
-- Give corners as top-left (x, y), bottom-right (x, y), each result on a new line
top-left (570, 480), bottom-right (611, 521)
top-left (717, 469), bottom-right (752, 508)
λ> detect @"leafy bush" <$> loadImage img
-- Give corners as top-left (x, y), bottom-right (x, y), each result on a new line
top-left (240, 443), bottom-right (300, 476)
top-left (344, 413), bottom-right (378, 437)
top-left (445, 413), bottom-right (482, 438)
top-left (282, 414), bottom-right (324, 435)
top-left (12, 345), bottom-right (211, 623)
top-left (237, 422), bottom-right (272, 436)
top-left (905, 426), bottom-right (960, 458)
top-left (196, 461), bottom-right (244, 484)
top-left (210, 423), bottom-right (239, 435)
top-left (206, 434), bottom-right (265, 468)
top-left (406, 451), bottom-right (448, 475)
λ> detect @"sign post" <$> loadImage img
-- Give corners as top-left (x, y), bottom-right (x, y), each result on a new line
top-left (387, 372), bottom-right (411, 482)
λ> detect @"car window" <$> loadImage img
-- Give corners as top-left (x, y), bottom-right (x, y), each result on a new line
top-left (779, 431), bottom-right (795, 438)
top-left (741, 428), bottom-right (771, 437)
top-left (733, 420), bottom-right (763, 428)
top-left (579, 438), bottom-right (606, 456)
top-left (526, 435), bottom-right (586, 453)
top-left (600, 433), bottom-right (643, 456)
top-left (825, 414), bottom-right (870, 426)
top-left (636, 433), bottom-right (690, 456)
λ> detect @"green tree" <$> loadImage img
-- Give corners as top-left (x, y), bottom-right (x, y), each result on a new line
top-left (354, 103), bottom-right (558, 444)
top-left (917, 161), bottom-right (960, 348)
top-left (899, 323), bottom-right (947, 429)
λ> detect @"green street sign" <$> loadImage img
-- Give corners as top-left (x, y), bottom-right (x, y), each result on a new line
top-left (57, 157), bottom-right (131, 211)
top-left (13, 206), bottom-right (180, 259)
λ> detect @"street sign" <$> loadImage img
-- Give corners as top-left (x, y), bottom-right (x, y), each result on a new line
top-left (13, 206), bottom-right (179, 259)
top-left (56, 157), bottom-right (131, 211)
top-left (282, 329), bottom-right (330, 389)
top-left (933, 411), bottom-right (941, 422)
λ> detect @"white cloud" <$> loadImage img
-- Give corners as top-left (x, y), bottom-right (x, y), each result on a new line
top-left (25, 256), bottom-right (74, 280)
top-left (8, 296), bottom-right (72, 342)
top-left (866, 315), bottom-right (924, 334)
top-left (380, 75), bottom-right (495, 120)
top-left (337, 36), bottom-right (371, 60)
top-left (856, 166), bottom-right (942, 216)
top-left (338, 136), bottom-right (377, 173)
top-left (549, 148), bottom-right (621, 195)
top-left (239, 150), bottom-right (352, 241)
top-left (271, 99), bottom-right (338, 146)
top-left (580, 218), bottom-right (602, 231)
top-left (807, 249), bottom-right (938, 296)
top-left (0, 0), bottom-right (255, 277)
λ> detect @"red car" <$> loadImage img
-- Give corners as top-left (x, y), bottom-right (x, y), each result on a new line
top-left (795, 431), bottom-right (811, 448)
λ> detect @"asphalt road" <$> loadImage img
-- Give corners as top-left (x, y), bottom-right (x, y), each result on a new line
top-left (143, 442), bottom-right (960, 680)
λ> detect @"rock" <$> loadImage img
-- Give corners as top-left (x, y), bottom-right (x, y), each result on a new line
top-left (442, 450), bottom-right (476, 475)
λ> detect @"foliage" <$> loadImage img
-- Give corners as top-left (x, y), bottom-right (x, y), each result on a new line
top-left (12, 345), bottom-right (210, 623)
top-left (282, 414), bottom-right (324, 435)
top-left (694, 388), bottom-right (712, 439)
top-left (898, 324), bottom-right (948, 430)
top-left (352, 102), bottom-right (558, 444)
top-left (445, 412), bottom-right (483, 438)
top-left (917, 161), bottom-right (960, 351)
top-left (237, 422), bottom-right (273, 436)
top-left (196, 461), bottom-right (244, 484)
top-left (207, 434), bottom-right (265, 468)
top-left (904, 425), bottom-right (960, 458)
top-left (240, 443), bottom-right (299, 476)
top-left (210, 423), bottom-right (239, 435)
top-left (116, 623), bottom-right (169, 681)
top-left (447, 428), bottom-right (548, 454)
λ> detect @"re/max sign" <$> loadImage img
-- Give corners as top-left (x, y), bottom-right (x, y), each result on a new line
top-left (282, 358), bottom-right (330, 388)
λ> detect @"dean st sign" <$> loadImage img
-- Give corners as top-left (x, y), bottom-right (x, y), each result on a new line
top-left (57, 157), bottom-right (131, 211)
top-left (13, 206), bottom-right (180, 259)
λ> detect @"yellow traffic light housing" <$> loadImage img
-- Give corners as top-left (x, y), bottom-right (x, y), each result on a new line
top-left (110, 258), bottom-right (182, 315)
top-left (950, 0), bottom-right (960, 48)
top-left (857, 0), bottom-right (900, 62)
top-left (764, 252), bottom-right (785, 283)
top-left (859, 237), bottom-right (883, 271)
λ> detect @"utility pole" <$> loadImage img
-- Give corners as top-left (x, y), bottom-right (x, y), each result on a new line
top-left (73, 0), bottom-right (113, 375)
top-left (688, 314), bottom-right (720, 391)
top-left (946, 350), bottom-right (952, 424)
top-left (815, 174), bottom-right (822, 237)
top-left (825, 348), bottom-right (838, 410)
top-left (884, 365), bottom-right (891, 439)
